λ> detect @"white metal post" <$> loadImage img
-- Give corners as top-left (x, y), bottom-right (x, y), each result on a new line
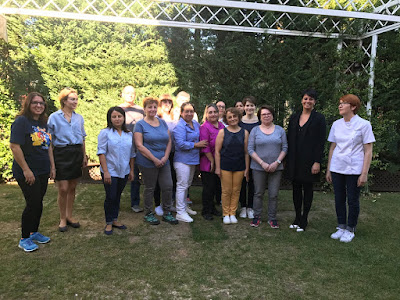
top-left (367, 34), bottom-right (378, 117)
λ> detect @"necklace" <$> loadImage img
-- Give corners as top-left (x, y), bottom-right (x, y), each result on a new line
top-left (262, 123), bottom-right (274, 129)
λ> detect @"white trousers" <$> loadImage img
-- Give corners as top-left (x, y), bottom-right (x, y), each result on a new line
top-left (174, 162), bottom-right (196, 215)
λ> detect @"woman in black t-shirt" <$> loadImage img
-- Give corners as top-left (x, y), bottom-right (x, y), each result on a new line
top-left (10, 92), bottom-right (55, 252)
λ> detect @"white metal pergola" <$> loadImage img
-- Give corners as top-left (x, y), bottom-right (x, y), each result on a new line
top-left (1, 0), bottom-right (400, 112)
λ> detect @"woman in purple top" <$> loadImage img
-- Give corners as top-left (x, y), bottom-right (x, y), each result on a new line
top-left (199, 104), bottom-right (224, 220)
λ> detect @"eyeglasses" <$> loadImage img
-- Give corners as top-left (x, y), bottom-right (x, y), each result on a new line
top-left (31, 101), bottom-right (46, 106)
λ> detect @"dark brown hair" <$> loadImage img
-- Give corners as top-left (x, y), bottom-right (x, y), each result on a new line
top-left (257, 105), bottom-right (275, 120)
top-left (223, 107), bottom-right (242, 124)
top-left (17, 92), bottom-right (48, 123)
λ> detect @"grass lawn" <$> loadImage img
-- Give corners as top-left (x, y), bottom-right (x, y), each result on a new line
top-left (0, 183), bottom-right (399, 299)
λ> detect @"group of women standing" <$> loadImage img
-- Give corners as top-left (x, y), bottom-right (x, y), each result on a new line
top-left (11, 88), bottom-right (87, 252)
top-left (11, 88), bottom-right (375, 252)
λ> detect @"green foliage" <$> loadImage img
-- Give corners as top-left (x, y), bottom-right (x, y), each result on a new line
top-left (1, 16), bottom-right (178, 166)
top-left (0, 13), bottom-right (399, 180)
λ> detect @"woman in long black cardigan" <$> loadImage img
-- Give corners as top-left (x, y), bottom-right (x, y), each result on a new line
top-left (286, 89), bottom-right (326, 231)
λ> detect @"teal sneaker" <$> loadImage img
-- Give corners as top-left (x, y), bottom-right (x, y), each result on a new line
top-left (162, 212), bottom-right (179, 225)
top-left (18, 238), bottom-right (39, 252)
top-left (30, 232), bottom-right (51, 244)
top-left (144, 212), bottom-right (160, 225)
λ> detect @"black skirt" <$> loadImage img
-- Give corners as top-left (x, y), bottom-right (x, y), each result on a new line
top-left (54, 145), bottom-right (83, 180)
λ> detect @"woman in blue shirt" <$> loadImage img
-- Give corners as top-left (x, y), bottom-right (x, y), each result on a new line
top-left (134, 97), bottom-right (178, 225)
top-left (48, 88), bottom-right (87, 232)
top-left (173, 103), bottom-right (207, 223)
top-left (10, 92), bottom-right (54, 252)
top-left (97, 107), bottom-right (135, 235)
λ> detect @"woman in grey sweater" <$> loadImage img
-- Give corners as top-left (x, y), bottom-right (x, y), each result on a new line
top-left (248, 105), bottom-right (288, 228)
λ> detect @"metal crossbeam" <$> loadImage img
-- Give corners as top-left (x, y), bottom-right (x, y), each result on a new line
top-left (1, 0), bottom-right (400, 39)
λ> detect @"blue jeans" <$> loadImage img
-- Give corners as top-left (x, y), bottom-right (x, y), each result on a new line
top-left (331, 172), bottom-right (361, 232)
top-left (102, 173), bottom-right (128, 224)
top-left (130, 164), bottom-right (141, 207)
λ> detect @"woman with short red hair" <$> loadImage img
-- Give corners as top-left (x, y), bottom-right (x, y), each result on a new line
top-left (326, 94), bottom-right (375, 243)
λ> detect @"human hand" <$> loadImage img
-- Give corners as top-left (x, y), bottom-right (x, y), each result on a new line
top-left (357, 174), bottom-right (368, 187)
top-left (23, 169), bottom-right (35, 185)
top-left (103, 171), bottom-right (112, 185)
top-left (195, 140), bottom-right (208, 148)
top-left (267, 161), bottom-right (278, 173)
top-left (261, 162), bottom-right (270, 172)
top-left (245, 169), bottom-right (249, 182)
top-left (154, 158), bottom-right (164, 168)
top-left (215, 168), bottom-right (221, 178)
top-left (326, 170), bottom-right (332, 183)
top-left (128, 170), bottom-right (134, 181)
top-left (311, 162), bottom-right (320, 174)
top-left (50, 168), bottom-right (56, 180)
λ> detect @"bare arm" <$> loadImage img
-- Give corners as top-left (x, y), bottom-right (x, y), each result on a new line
top-left (98, 154), bottom-right (111, 185)
top-left (48, 145), bottom-right (56, 180)
top-left (160, 131), bottom-right (172, 166)
top-left (128, 157), bottom-right (135, 181)
top-left (358, 143), bottom-right (373, 187)
top-left (244, 130), bottom-right (250, 181)
top-left (214, 129), bottom-right (224, 177)
top-left (134, 132), bottom-right (162, 167)
top-left (10, 143), bottom-right (35, 185)
top-left (326, 142), bottom-right (336, 183)
top-left (82, 140), bottom-right (88, 167)
top-left (204, 152), bottom-right (215, 172)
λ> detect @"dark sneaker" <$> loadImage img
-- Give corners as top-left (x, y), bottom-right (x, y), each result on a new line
top-left (144, 212), bottom-right (160, 225)
top-left (18, 238), bottom-right (39, 252)
top-left (269, 220), bottom-right (279, 229)
top-left (30, 232), bottom-right (50, 244)
top-left (250, 216), bottom-right (261, 227)
top-left (162, 212), bottom-right (179, 225)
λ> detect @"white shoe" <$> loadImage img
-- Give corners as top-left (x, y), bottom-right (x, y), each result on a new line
top-left (155, 205), bottom-right (164, 216)
top-left (186, 206), bottom-right (197, 215)
top-left (239, 207), bottom-right (247, 218)
top-left (296, 228), bottom-right (304, 232)
top-left (330, 228), bottom-right (346, 240)
top-left (247, 208), bottom-right (254, 219)
top-left (223, 216), bottom-right (231, 224)
top-left (289, 224), bottom-right (300, 229)
top-left (176, 213), bottom-right (193, 223)
top-left (339, 230), bottom-right (355, 243)
top-left (230, 215), bottom-right (238, 224)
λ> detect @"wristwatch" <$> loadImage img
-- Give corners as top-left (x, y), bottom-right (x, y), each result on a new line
top-left (276, 159), bottom-right (282, 164)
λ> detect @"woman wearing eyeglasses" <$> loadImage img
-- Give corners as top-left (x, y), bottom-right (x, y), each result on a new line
top-left (326, 94), bottom-right (375, 243)
top-left (48, 88), bottom-right (87, 232)
top-left (10, 92), bottom-right (54, 252)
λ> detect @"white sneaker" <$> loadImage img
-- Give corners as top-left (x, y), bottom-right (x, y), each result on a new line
top-left (239, 207), bottom-right (247, 218)
top-left (339, 230), bottom-right (355, 243)
top-left (186, 206), bottom-right (197, 215)
top-left (230, 215), bottom-right (238, 224)
top-left (223, 216), bottom-right (231, 224)
top-left (155, 205), bottom-right (164, 216)
top-left (247, 208), bottom-right (254, 219)
top-left (330, 228), bottom-right (346, 240)
top-left (289, 224), bottom-right (300, 229)
top-left (296, 228), bottom-right (304, 232)
top-left (176, 213), bottom-right (193, 223)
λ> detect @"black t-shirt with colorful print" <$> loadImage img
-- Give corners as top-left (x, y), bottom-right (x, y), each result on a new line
top-left (10, 116), bottom-right (51, 180)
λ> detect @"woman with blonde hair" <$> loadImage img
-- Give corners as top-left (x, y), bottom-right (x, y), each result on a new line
top-left (48, 88), bottom-right (87, 232)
